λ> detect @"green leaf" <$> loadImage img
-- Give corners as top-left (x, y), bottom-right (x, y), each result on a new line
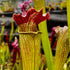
top-left (34, 0), bottom-right (54, 70)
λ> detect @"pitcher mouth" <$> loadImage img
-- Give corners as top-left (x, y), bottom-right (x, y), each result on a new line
top-left (18, 31), bottom-right (42, 34)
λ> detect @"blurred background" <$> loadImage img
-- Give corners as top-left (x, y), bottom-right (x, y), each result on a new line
top-left (0, 0), bottom-right (67, 54)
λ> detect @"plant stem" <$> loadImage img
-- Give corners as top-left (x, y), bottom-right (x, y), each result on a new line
top-left (0, 17), bottom-right (5, 45)
top-left (34, 0), bottom-right (54, 70)
top-left (9, 18), bottom-right (14, 42)
top-left (11, 27), bottom-right (18, 42)
top-left (67, 0), bottom-right (70, 51)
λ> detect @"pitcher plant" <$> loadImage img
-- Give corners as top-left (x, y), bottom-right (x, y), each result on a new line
top-left (13, 7), bottom-right (50, 70)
